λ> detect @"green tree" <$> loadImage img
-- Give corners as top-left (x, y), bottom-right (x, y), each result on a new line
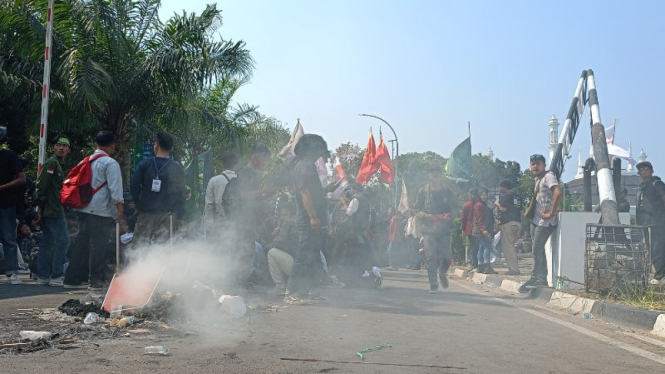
top-left (1, 0), bottom-right (253, 168)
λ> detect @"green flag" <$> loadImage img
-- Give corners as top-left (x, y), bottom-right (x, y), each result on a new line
top-left (184, 159), bottom-right (200, 223)
top-left (445, 136), bottom-right (472, 182)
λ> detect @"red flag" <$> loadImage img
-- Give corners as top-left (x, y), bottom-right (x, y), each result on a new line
top-left (356, 131), bottom-right (379, 184)
top-left (376, 135), bottom-right (394, 184)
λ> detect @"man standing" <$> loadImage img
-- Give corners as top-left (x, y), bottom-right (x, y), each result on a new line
top-left (64, 131), bottom-right (124, 291)
top-left (284, 134), bottom-right (330, 305)
top-left (520, 154), bottom-right (562, 292)
top-left (339, 183), bottom-right (372, 270)
top-left (413, 164), bottom-right (454, 294)
top-left (635, 161), bottom-right (665, 283)
top-left (204, 152), bottom-right (239, 232)
top-left (234, 143), bottom-right (274, 286)
top-left (35, 135), bottom-right (71, 286)
top-left (130, 131), bottom-right (186, 247)
top-left (495, 180), bottom-right (522, 275)
top-left (460, 189), bottom-right (478, 268)
top-left (0, 126), bottom-right (26, 285)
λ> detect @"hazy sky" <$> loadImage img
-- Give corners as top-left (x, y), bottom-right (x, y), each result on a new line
top-left (159, 0), bottom-right (664, 181)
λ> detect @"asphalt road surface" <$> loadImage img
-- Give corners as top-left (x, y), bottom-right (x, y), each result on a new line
top-left (1, 270), bottom-right (664, 374)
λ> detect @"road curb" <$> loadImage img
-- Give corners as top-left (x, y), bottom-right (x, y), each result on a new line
top-left (451, 267), bottom-right (665, 336)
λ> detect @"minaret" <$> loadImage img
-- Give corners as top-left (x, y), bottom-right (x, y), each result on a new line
top-left (486, 147), bottom-right (494, 162)
top-left (625, 142), bottom-right (635, 175)
top-left (639, 149), bottom-right (647, 164)
top-left (548, 115), bottom-right (560, 163)
top-left (574, 148), bottom-right (584, 179)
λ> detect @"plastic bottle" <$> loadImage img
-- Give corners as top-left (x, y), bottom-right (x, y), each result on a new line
top-left (144, 346), bottom-right (170, 356)
top-left (582, 312), bottom-right (593, 319)
top-left (84, 312), bottom-right (99, 324)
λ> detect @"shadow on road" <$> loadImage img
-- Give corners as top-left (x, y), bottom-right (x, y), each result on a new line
top-left (0, 283), bottom-right (76, 301)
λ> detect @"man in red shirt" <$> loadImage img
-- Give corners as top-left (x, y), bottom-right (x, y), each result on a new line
top-left (460, 189), bottom-right (478, 269)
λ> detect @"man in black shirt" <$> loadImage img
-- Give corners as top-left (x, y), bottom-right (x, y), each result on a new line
top-left (285, 134), bottom-right (330, 305)
top-left (413, 164), bottom-right (454, 294)
top-left (636, 161), bottom-right (665, 282)
top-left (130, 131), bottom-right (186, 247)
top-left (0, 126), bottom-right (26, 284)
top-left (495, 180), bottom-right (522, 275)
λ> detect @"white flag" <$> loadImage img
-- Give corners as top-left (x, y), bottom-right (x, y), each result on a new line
top-left (315, 157), bottom-right (329, 187)
top-left (398, 178), bottom-right (409, 213)
top-left (278, 120), bottom-right (304, 161)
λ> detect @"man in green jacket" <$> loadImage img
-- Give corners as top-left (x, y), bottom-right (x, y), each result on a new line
top-left (35, 135), bottom-right (71, 287)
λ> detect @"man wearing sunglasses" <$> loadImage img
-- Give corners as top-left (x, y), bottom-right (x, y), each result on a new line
top-left (636, 161), bottom-right (665, 284)
top-left (520, 154), bottom-right (562, 292)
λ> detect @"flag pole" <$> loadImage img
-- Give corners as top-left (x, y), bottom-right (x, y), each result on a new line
top-left (37, 0), bottom-right (55, 176)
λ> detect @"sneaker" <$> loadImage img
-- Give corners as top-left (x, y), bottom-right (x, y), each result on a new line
top-left (477, 265), bottom-right (486, 274)
top-left (36, 278), bottom-right (50, 285)
top-left (8, 274), bottom-right (22, 285)
top-left (428, 289), bottom-right (439, 294)
top-left (325, 276), bottom-right (345, 289)
top-left (484, 266), bottom-right (498, 275)
top-left (519, 277), bottom-right (547, 293)
top-left (283, 293), bottom-right (310, 305)
top-left (49, 277), bottom-right (64, 287)
top-left (63, 283), bottom-right (88, 289)
top-left (440, 275), bottom-right (449, 289)
top-left (17, 269), bottom-right (30, 274)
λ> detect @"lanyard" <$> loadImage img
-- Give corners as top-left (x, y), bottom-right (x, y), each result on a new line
top-left (153, 157), bottom-right (171, 179)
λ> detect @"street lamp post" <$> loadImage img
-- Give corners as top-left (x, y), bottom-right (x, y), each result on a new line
top-left (358, 114), bottom-right (399, 207)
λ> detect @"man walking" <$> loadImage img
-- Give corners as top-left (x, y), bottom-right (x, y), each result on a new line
top-left (35, 135), bottom-right (71, 286)
top-left (130, 131), bottom-right (186, 247)
top-left (204, 152), bottom-right (239, 231)
top-left (0, 126), bottom-right (26, 285)
top-left (635, 161), bottom-right (665, 283)
top-left (520, 154), bottom-right (561, 292)
top-left (64, 131), bottom-right (124, 291)
top-left (413, 164), bottom-right (454, 294)
top-left (284, 134), bottom-right (330, 305)
top-left (460, 189), bottom-right (478, 268)
top-left (495, 180), bottom-right (522, 275)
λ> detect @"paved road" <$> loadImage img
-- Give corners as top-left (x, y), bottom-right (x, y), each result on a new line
top-left (1, 270), bottom-right (665, 373)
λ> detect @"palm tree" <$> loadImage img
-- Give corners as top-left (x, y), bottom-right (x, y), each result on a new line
top-left (1, 0), bottom-right (253, 168)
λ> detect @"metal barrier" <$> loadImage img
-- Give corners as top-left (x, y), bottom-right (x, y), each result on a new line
top-left (585, 223), bottom-right (650, 294)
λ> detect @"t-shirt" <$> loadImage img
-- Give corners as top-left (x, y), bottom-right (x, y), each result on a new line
top-left (0, 149), bottom-right (23, 208)
top-left (533, 172), bottom-right (560, 227)
top-left (292, 158), bottom-right (328, 228)
top-left (498, 191), bottom-right (521, 224)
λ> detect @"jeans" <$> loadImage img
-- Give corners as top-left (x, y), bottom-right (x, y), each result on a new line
top-left (132, 212), bottom-right (172, 248)
top-left (501, 222), bottom-right (521, 273)
top-left (287, 227), bottom-right (324, 296)
top-left (387, 240), bottom-right (399, 267)
top-left (424, 232), bottom-right (452, 290)
top-left (267, 248), bottom-right (294, 289)
top-left (37, 217), bottom-right (70, 279)
top-left (65, 212), bottom-right (113, 286)
top-left (467, 236), bottom-right (479, 267)
top-left (649, 225), bottom-right (665, 279)
top-left (530, 224), bottom-right (557, 281)
top-left (477, 235), bottom-right (493, 265)
top-left (0, 205), bottom-right (19, 275)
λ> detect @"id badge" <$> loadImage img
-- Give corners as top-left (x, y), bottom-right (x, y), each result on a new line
top-left (151, 179), bottom-right (162, 192)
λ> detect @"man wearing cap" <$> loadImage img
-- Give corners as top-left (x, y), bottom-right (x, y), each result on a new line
top-left (413, 164), bottom-right (454, 294)
top-left (520, 154), bottom-right (562, 292)
top-left (636, 161), bottom-right (665, 283)
top-left (35, 134), bottom-right (71, 287)
top-left (0, 126), bottom-right (27, 285)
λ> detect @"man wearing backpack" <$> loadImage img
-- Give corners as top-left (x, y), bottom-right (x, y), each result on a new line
top-left (35, 134), bottom-right (71, 287)
top-left (130, 131), bottom-right (186, 248)
top-left (64, 131), bottom-right (124, 291)
top-left (0, 126), bottom-right (27, 285)
top-left (204, 152), bottom-right (239, 233)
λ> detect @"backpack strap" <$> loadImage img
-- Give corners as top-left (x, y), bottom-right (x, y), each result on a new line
top-left (89, 153), bottom-right (109, 193)
top-left (221, 173), bottom-right (231, 183)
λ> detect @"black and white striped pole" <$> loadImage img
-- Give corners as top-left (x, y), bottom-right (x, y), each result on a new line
top-left (549, 70), bottom-right (588, 179)
top-left (587, 69), bottom-right (619, 225)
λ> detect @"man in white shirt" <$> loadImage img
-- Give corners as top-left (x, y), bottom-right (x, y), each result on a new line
top-left (64, 131), bottom-right (124, 291)
top-left (204, 153), bottom-right (239, 231)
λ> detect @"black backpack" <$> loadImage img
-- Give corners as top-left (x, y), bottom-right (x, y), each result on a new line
top-left (221, 173), bottom-right (241, 218)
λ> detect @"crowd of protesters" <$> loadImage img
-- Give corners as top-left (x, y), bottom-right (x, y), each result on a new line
top-left (2, 124), bottom-right (664, 301)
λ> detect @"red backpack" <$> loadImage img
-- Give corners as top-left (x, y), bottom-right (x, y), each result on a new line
top-left (60, 153), bottom-right (108, 209)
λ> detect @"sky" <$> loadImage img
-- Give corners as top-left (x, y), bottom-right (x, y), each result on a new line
top-left (159, 0), bottom-right (665, 182)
